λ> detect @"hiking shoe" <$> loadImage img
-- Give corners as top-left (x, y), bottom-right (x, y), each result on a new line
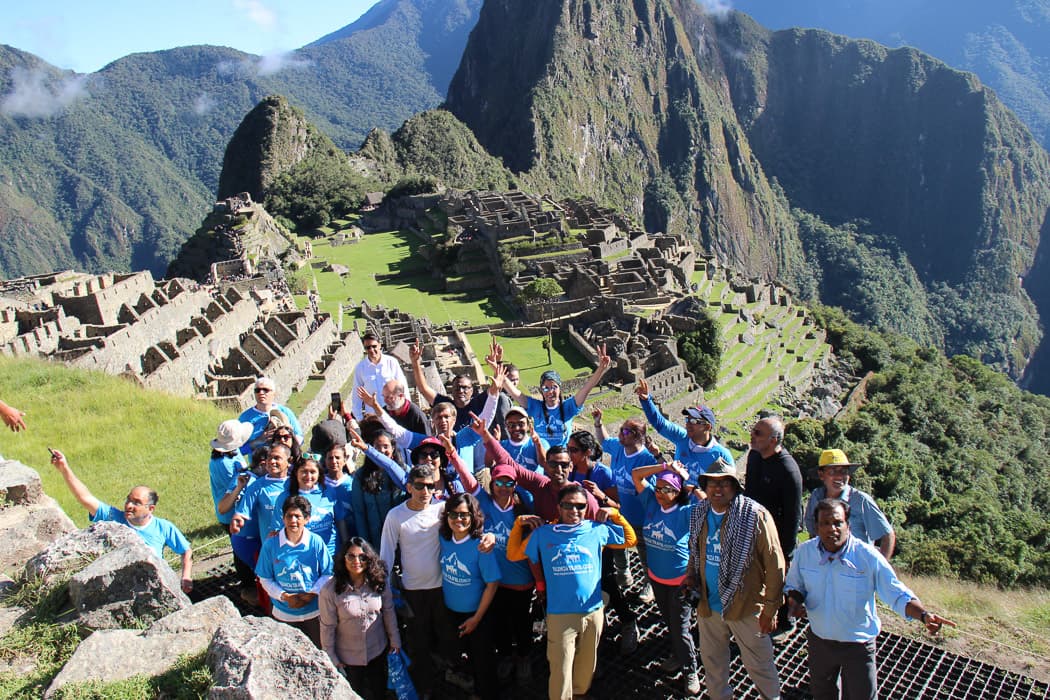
top-left (445, 668), bottom-right (475, 692)
top-left (660, 656), bottom-right (683, 674)
top-left (620, 620), bottom-right (639, 654)
top-left (637, 582), bottom-right (655, 603)
top-left (685, 670), bottom-right (701, 695)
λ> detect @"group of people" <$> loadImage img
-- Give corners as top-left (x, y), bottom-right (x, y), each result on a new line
top-left (18, 330), bottom-right (955, 700)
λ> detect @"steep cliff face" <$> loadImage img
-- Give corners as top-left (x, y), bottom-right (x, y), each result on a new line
top-left (217, 95), bottom-right (339, 202)
top-left (445, 0), bottom-right (803, 283)
top-left (717, 13), bottom-right (1050, 376)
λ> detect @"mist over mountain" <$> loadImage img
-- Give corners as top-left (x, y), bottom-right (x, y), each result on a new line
top-left (732, 0), bottom-right (1050, 150)
top-left (0, 0), bottom-right (481, 279)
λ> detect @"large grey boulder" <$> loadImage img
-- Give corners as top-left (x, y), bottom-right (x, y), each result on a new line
top-left (0, 460), bottom-right (76, 574)
top-left (24, 520), bottom-right (140, 586)
top-left (208, 616), bottom-right (360, 699)
top-left (45, 596), bottom-right (239, 698)
top-left (68, 539), bottom-right (191, 630)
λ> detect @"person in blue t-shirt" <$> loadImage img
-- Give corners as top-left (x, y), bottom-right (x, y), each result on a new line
top-left (635, 378), bottom-right (734, 486)
top-left (256, 495), bottom-right (334, 648)
top-left (231, 442), bottom-right (292, 539)
top-left (49, 449), bottom-right (193, 593)
top-left (238, 376), bottom-right (303, 455)
top-left (275, 456), bottom-right (342, 557)
top-left (498, 344), bottom-right (612, 446)
top-left (632, 460), bottom-right (701, 695)
top-left (439, 493), bottom-right (502, 700)
top-left (508, 483), bottom-right (636, 700)
top-left (209, 419), bottom-right (254, 600)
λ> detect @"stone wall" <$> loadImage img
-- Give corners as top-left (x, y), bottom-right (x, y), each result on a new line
top-left (53, 273), bottom-right (155, 327)
top-left (297, 332), bottom-right (362, 428)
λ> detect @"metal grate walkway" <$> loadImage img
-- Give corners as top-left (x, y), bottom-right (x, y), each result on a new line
top-left (193, 559), bottom-right (1049, 699)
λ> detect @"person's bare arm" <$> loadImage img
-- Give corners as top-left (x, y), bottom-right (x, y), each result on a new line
top-left (410, 338), bottom-right (439, 405)
top-left (878, 530), bottom-right (897, 560)
top-left (180, 550), bottom-right (193, 593)
top-left (592, 408), bottom-right (609, 441)
top-left (0, 400), bottom-right (26, 432)
top-left (49, 450), bottom-right (100, 516)
top-left (573, 343), bottom-right (611, 405)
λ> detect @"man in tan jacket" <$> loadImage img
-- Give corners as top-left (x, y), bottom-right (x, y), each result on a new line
top-left (684, 458), bottom-right (785, 699)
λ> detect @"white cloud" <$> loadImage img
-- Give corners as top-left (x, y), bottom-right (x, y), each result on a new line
top-left (698, 0), bottom-right (733, 19)
top-left (256, 51), bottom-right (310, 76)
top-left (193, 92), bottom-right (216, 115)
top-left (233, 0), bottom-right (277, 31)
top-left (1, 66), bottom-right (87, 118)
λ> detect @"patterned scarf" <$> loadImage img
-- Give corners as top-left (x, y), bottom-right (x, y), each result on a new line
top-left (688, 493), bottom-right (761, 612)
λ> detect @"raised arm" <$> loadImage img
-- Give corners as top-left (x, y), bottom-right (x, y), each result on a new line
top-left (636, 378), bottom-right (687, 443)
top-left (572, 343), bottom-right (611, 406)
top-left (600, 509), bottom-right (637, 549)
top-left (0, 400), bottom-right (26, 432)
top-left (49, 450), bottom-right (100, 516)
top-left (410, 338), bottom-right (440, 406)
top-left (218, 472), bottom-right (251, 515)
top-left (631, 460), bottom-right (688, 494)
top-left (591, 407), bottom-right (609, 441)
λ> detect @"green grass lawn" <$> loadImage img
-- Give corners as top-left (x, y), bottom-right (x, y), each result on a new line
top-left (296, 230), bottom-right (513, 325)
top-left (0, 356), bottom-right (231, 565)
top-left (466, 331), bottom-right (591, 390)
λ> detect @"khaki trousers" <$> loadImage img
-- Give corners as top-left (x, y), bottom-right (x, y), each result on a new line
top-left (697, 612), bottom-right (781, 700)
top-left (546, 607), bottom-right (605, 700)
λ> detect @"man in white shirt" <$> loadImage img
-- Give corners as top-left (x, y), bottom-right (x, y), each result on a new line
top-left (350, 332), bottom-right (408, 420)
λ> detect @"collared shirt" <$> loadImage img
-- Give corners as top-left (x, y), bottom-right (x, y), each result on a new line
top-left (319, 577), bottom-right (401, 667)
top-left (785, 535), bottom-right (915, 643)
top-left (803, 485), bottom-right (893, 544)
top-left (256, 528), bottom-right (333, 622)
top-left (351, 354), bottom-right (408, 420)
top-left (640, 397), bottom-right (734, 485)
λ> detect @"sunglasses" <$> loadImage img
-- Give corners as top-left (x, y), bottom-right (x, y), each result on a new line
top-left (416, 449), bottom-right (442, 460)
top-left (254, 387), bottom-right (272, 393)
top-left (410, 481), bottom-right (437, 491)
top-left (559, 502), bottom-right (587, 512)
top-left (822, 467), bottom-right (851, 476)
top-left (540, 385), bottom-right (559, 393)
top-left (302, 452), bottom-right (321, 462)
top-left (492, 479), bottom-right (517, 488)
top-left (620, 427), bottom-right (640, 436)
top-left (363, 344), bottom-right (379, 350)
top-left (686, 417), bottom-right (710, 426)
top-left (655, 486), bottom-right (679, 495)
top-left (345, 553), bottom-right (367, 561)
top-left (446, 511), bottom-right (472, 521)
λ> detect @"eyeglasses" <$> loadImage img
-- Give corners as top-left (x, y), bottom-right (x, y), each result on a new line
top-left (655, 486), bottom-right (679, 495)
top-left (506, 421), bottom-right (527, 429)
top-left (566, 446), bottom-right (583, 453)
top-left (686, 418), bottom-right (710, 426)
top-left (446, 511), bottom-right (472, 521)
top-left (345, 553), bottom-right (367, 561)
top-left (492, 479), bottom-right (517, 488)
top-left (559, 502), bottom-right (587, 512)
top-left (410, 481), bottom-right (437, 491)
top-left (548, 461), bottom-right (572, 470)
top-left (363, 344), bottom-right (379, 350)
top-left (453, 384), bottom-right (473, 392)
top-left (540, 385), bottom-right (558, 393)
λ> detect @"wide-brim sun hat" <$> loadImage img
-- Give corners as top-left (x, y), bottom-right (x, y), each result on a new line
top-left (810, 448), bottom-right (862, 478)
top-left (410, 436), bottom-right (450, 470)
top-left (211, 420), bottom-right (254, 452)
top-left (697, 457), bottom-right (743, 490)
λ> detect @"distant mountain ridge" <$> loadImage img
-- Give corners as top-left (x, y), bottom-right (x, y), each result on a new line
top-left (0, 0), bottom-right (481, 279)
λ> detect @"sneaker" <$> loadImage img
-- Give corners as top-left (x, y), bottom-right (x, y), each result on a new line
top-left (660, 656), bottom-right (683, 674)
top-left (637, 583), bottom-right (655, 603)
top-left (516, 657), bottom-right (531, 684)
top-left (685, 670), bottom-right (701, 695)
top-left (445, 668), bottom-right (475, 693)
top-left (619, 620), bottom-right (639, 654)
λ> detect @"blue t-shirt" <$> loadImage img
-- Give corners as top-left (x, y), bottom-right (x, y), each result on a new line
top-left (525, 520), bottom-right (623, 614)
top-left (500, 437), bottom-right (548, 471)
top-left (603, 437), bottom-right (655, 527)
top-left (638, 488), bottom-right (694, 581)
top-left (705, 509), bottom-right (726, 613)
top-left (91, 504), bottom-right (190, 558)
top-left (237, 404), bottom-right (303, 455)
top-left (640, 397), bottom-right (734, 486)
top-left (476, 491), bottom-right (534, 587)
top-left (210, 453), bottom-right (246, 525)
top-left (569, 462), bottom-right (615, 492)
top-left (255, 530), bottom-right (333, 619)
top-left (233, 475), bottom-right (288, 538)
top-left (526, 397), bottom-right (582, 447)
top-left (439, 536), bottom-right (502, 613)
top-left (275, 487), bottom-right (342, 557)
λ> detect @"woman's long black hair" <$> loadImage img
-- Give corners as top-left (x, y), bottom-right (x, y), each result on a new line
top-left (359, 429), bottom-right (404, 494)
top-left (333, 537), bottom-right (387, 595)
top-left (439, 492), bottom-right (485, 540)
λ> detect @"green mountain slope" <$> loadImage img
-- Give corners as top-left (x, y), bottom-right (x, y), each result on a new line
top-left (0, 0), bottom-right (481, 278)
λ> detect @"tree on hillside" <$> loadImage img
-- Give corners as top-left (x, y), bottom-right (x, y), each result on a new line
top-left (676, 311), bottom-right (721, 389)
top-left (265, 152), bottom-right (375, 230)
top-left (518, 278), bottom-right (564, 364)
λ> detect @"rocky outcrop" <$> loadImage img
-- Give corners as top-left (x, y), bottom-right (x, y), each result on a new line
top-left (0, 460), bottom-right (76, 575)
top-left (208, 616), bottom-right (360, 699)
top-left (445, 0), bottom-right (804, 283)
top-left (67, 540), bottom-right (192, 630)
top-left (25, 520), bottom-right (141, 586)
top-left (45, 596), bottom-right (239, 698)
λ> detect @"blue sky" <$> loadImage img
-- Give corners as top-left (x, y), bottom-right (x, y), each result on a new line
top-left (1, 0), bottom-right (378, 73)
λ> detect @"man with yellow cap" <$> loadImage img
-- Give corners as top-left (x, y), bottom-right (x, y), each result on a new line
top-left (803, 449), bottom-right (895, 559)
